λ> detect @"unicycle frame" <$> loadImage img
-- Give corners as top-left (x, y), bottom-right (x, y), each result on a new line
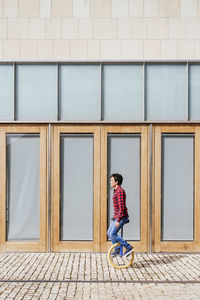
top-left (119, 226), bottom-right (124, 257)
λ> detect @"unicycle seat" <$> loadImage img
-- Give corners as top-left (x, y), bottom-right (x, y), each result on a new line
top-left (111, 218), bottom-right (130, 224)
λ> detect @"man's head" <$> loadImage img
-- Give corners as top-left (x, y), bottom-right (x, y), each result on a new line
top-left (110, 173), bottom-right (123, 189)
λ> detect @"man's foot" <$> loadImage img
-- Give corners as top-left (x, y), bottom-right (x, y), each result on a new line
top-left (123, 247), bottom-right (133, 257)
top-left (111, 249), bottom-right (120, 257)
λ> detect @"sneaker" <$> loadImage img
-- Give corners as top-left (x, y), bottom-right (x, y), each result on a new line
top-left (123, 247), bottom-right (133, 257)
top-left (111, 249), bottom-right (120, 257)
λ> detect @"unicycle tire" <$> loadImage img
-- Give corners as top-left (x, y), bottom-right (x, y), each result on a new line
top-left (108, 242), bottom-right (134, 269)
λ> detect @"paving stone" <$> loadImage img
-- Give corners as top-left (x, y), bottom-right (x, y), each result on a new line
top-left (0, 253), bottom-right (200, 298)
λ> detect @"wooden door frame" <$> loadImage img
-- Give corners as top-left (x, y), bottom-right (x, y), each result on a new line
top-left (51, 125), bottom-right (101, 252)
top-left (100, 125), bottom-right (149, 252)
top-left (0, 125), bottom-right (48, 252)
top-left (153, 125), bottom-right (200, 252)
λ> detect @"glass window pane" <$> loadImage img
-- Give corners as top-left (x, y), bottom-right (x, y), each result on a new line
top-left (60, 134), bottom-right (93, 241)
top-left (146, 64), bottom-right (186, 120)
top-left (108, 134), bottom-right (141, 241)
top-left (189, 64), bottom-right (200, 120)
top-left (60, 65), bottom-right (100, 120)
top-left (161, 135), bottom-right (194, 241)
top-left (103, 65), bottom-right (143, 120)
top-left (0, 65), bottom-right (14, 120)
top-left (16, 65), bottom-right (57, 120)
top-left (6, 134), bottom-right (40, 241)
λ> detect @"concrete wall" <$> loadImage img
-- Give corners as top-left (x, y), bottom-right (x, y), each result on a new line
top-left (0, 0), bottom-right (200, 60)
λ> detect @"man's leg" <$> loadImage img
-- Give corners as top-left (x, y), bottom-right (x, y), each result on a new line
top-left (107, 220), bottom-right (115, 238)
top-left (110, 218), bottom-right (131, 249)
top-left (107, 220), bottom-right (120, 252)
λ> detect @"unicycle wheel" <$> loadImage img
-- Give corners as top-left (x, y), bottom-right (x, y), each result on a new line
top-left (108, 242), bottom-right (134, 269)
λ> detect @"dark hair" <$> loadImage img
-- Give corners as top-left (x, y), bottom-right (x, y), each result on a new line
top-left (110, 173), bottom-right (123, 185)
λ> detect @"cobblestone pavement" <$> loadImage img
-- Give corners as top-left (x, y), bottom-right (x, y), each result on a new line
top-left (0, 253), bottom-right (200, 299)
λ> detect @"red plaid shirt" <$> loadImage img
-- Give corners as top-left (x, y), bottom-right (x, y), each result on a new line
top-left (113, 185), bottom-right (129, 222)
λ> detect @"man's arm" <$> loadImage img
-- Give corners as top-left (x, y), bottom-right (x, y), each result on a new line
top-left (115, 189), bottom-right (126, 226)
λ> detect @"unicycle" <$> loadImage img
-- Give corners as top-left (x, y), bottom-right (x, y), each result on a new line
top-left (108, 220), bottom-right (134, 269)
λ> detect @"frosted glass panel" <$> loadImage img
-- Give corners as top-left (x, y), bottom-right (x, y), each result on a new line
top-left (146, 64), bottom-right (186, 120)
top-left (60, 65), bottom-right (100, 120)
top-left (108, 134), bottom-right (140, 241)
top-left (161, 135), bottom-right (194, 241)
top-left (103, 65), bottom-right (143, 120)
top-left (16, 65), bottom-right (57, 120)
top-left (60, 134), bottom-right (93, 240)
top-left (0, 65), bottom-right (14, 120)
top-left (6, 134), bottom-right (40, 241)
top-left (189, 65), bottom-right (200, 120)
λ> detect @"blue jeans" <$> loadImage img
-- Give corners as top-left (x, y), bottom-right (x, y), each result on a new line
top-left (107, 217), bottom-right (130, 249)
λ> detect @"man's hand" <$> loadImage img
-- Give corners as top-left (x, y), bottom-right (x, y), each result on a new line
top-left (115, 221), bottom-right (120, 227)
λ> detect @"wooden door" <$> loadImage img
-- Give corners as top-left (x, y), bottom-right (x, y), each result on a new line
top-left (153, 125), bottom-right (200, 252)
top-left (101, 125), bottom-right (149, 252)
top-left (51, 125), bottom-right (101, 252)
top-left (0, 125), bottom-right (48, 252)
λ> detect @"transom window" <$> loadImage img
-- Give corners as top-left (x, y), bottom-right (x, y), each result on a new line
top-left (0, 62), bottom-right (199, 122)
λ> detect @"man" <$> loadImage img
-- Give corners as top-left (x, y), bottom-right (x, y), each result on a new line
top-left (107, 173), bottom-right (133, 257)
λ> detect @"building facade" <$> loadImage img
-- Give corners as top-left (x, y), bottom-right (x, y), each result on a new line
top-left (0, 0), bottom-right (200, 253)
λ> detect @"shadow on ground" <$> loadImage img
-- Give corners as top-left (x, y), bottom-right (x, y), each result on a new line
top-left (133, 254), bottom-right (186, 268)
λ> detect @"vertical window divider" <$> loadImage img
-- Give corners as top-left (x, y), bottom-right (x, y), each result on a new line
top-left (149, 123), bottom-right (152, 253)
top-left (100, 63), bottom-right (102, 121)
top-left (186, 62), bottom-right (189, 121)
top-left (57, 63), bottom-right (60, 121)
top-left (13, 63), bottom-right (16, 121)
top-left (48, 123), bottom-right (51, 252)
top-left (143, 62), bottom-right (146, 121)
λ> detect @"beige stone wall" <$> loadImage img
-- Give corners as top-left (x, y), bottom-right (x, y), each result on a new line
top-left (0, 0), bottom-right (200, 60)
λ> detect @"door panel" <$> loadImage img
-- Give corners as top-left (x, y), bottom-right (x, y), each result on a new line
top-left (0, 126), bottom-right (48, 252)
top-left (51, 126), bottom-right (100, 252)
top-left (107, 134), bottom-right (141, 241)
top-left (60, 134), bottom-right (94, 241)
top-left (153, 126), bottom-right (200, 252)
top-left (101, 126), bottom-right (149, 252)
top-left (161, 135), bottom-right (194, 241)
top-left (6, 133), bottom-right (40, 241)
